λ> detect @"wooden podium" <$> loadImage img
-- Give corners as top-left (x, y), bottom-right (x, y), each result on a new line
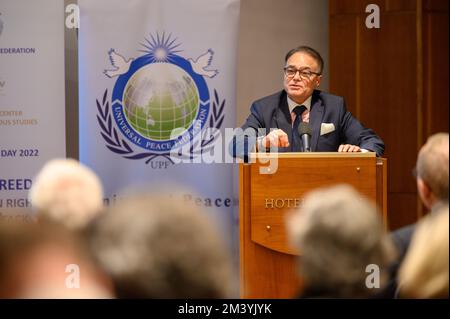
top-left (239, 152), bottom-right (387, 298)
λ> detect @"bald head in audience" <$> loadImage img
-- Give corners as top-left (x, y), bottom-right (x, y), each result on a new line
top-left (0, 219), bottom-right (113, 298)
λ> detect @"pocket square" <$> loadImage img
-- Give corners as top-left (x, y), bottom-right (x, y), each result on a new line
top-left (320, 123), bottom-right (335, 136)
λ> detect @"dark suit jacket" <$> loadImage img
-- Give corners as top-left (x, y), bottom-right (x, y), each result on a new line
top-left (231, 90), bottom-right (384, 157)
top-left (379, 201), bottom-right (449, 298)
top-left (372, 224), bottom-right (416, 298)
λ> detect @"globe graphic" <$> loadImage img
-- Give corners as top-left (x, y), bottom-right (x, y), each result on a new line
top-left (123, 62), bottom-right (199, 141)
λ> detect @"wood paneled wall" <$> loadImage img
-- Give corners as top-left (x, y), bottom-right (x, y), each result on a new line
top-left (329, 0), bottom-right (448, 229)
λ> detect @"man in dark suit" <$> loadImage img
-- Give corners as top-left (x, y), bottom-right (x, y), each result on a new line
top-left (381, 133), bottom-right (449, 298)
top-left (391, 157), bottom-right (449, 269)
top-left (231, 46), bottom-right (384, 157)
top-left (394, 134), bottom-right (449, 253)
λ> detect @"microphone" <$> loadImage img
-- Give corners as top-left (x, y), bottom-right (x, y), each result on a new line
top-left (298, 122), bottom-right (312, 152)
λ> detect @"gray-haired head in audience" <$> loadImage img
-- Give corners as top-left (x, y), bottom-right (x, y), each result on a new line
top-left (416, 133), bottom-right (449, 210)
top-left (87, 191), bottom-right (235, 298)
top-left (29, 158), bottom-right (104, 230)
top-left (288, 184), bottom-right (396, 298)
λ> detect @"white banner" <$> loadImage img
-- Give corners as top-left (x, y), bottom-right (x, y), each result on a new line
top-left (78, 0), bottom-right (240, 248)
top-left (0, 0), bottom-right (66, 220)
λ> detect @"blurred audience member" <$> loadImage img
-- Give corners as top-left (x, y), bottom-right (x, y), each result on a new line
top-left (398, 206), bottom-right (449, 298)
top-left (288, 185), bottom-right (395, 298)
top-left (394, 133), bottom-right (449, 255)
top-left (387, 133), bottom-right (449, 297)
top-left (87, 191), bottom-right (236, 298)
top-left (415, 132), bottom-right (449, 209)
top-left (29, 158), bottom-right (104, 230)
top-left (0, 219), bottom-right (113, 298)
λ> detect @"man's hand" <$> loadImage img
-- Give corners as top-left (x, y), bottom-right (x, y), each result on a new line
top-left (261, 129), bottom-right (290, 149)
top-left (338, 144), bottom-right (361, 153)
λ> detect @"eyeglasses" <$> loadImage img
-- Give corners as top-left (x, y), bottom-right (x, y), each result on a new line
top-left (284, 67), bottom-right (321, 79)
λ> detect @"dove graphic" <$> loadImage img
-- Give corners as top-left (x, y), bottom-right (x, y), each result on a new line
top-left (146, 116), bottom-right (155, 126)
top-left (188, 49), bottom-right (219, 78)
top-left (104, 49), bottom-right (133, 78)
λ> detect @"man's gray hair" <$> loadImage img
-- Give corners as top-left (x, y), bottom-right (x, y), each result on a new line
top-left (285, 46), bottom-right (324, 74)
top-left (29, 158), bottom-right (104, 230)
top-left (88, 191), bottom-right (235, 298)
top-left (288, 185), bottom-right (395, 298)
top-left (417, 132), bottom-right (449, 201)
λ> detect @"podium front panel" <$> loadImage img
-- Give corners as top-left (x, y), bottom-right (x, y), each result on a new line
top-left (239, 153), bottom-right (383, 298)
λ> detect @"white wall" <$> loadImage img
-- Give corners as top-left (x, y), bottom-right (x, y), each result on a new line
top-left (236, 0), bottom-right (329, 126)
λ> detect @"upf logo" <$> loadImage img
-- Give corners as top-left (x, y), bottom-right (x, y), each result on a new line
top-left (97, 33), bottom-right (225, 167)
